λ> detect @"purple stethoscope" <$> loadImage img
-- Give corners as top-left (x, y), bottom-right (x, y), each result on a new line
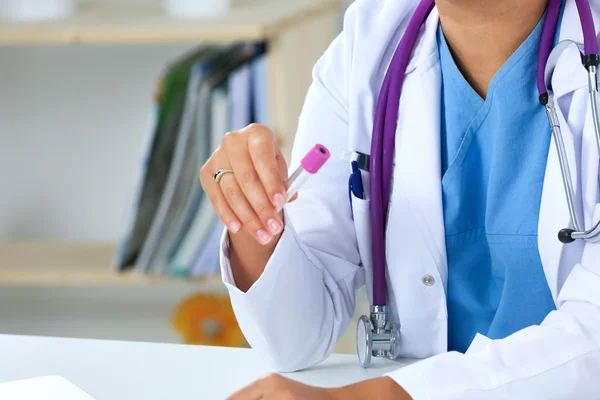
top-left (357, 0), bottom-right (600, 368)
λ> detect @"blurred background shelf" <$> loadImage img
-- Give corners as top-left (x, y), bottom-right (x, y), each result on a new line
top-left (0, 0), bottom-right (340, 282)
top-left (0, 242), bottom-right (222, 286)
top-left (0, 0), bottom-right (355, 353)
top-left (0, 0), bottom-right (339, 45)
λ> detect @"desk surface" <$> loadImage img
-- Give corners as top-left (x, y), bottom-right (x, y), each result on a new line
top-left (0, 334), bottom-right (407, 399)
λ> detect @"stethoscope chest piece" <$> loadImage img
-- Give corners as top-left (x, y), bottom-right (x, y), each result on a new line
top-left (356, 306), bottom-right (401, 368)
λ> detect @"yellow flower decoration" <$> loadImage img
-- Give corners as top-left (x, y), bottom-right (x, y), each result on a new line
top-left (172, 292), bottom-right (247, 348)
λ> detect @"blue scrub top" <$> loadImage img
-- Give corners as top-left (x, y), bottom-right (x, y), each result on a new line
top-left (438, 17), bottom-right (557, 353)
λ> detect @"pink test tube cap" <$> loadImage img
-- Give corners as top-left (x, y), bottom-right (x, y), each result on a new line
top-left (301, 144), bottom-right (331, 174)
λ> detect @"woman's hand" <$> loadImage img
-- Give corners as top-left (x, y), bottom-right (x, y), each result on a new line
top-left (200, 124), bottom-right (290, 291)
top-left (227, 374), bottom-right (334, 400)
top-left (200, 124), bottom-right (288, 245)
top-left (227, 374), bottom-right (412, 400)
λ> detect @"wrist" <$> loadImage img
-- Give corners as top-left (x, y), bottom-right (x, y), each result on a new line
top-left (229, 228), bottom-right (281, 292)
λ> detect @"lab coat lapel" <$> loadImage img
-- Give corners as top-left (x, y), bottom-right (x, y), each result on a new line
top-left (553, 0), bottom-right (589, 98)
top-left (387, 9), bottom-right (448, 291)
top-left (539, 116), bottom-right (574, 300)
top-left (538, 0), bottom-right (596, 300)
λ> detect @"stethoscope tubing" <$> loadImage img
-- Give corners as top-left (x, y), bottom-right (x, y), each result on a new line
top-left (545, 39), bottom-right (600, 243)
top-left (369, 0), bottom-right (436, 307)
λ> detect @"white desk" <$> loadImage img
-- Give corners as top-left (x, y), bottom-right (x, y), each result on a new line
top-left (0, 334), bottom-right (409, 399)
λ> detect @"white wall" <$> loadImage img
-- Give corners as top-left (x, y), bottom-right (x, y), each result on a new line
top-left (0, 44), bottom-right (195, 241)
top-left (0, 285), bottom-right (199, 343)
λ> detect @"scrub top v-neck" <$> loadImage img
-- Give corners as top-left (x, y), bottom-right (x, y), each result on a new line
top-left (438, 18), bottom-right (557, 353)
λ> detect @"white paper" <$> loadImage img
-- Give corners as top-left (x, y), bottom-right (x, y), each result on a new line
top-left (0, 376), bottom-right (96, 400)
top-left (465, 333), bottom-right (493, 354)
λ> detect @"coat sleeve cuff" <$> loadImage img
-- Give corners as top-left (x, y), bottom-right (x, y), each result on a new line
top-left (219, 228), bottom-right (236, 286)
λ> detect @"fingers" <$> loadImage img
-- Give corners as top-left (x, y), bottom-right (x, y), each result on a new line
top-left (247, 127), bottom-right (287, 209)
top-left (227, 374), bottom-right (280, 400)
top-left (227, 383), bottom-right (263, 400)
top-left (200, 124), bottom-right (287, 246)
top-left (225, 130), bottom-right (284, 241)
top-left (200, 154), bottom-right (271, 245)
top-left (219, 172), bottom-right (274, 245)
top-left (199, 166), bottom-right (241, 234)
top-left (227, 374), bottom-right (323, 400)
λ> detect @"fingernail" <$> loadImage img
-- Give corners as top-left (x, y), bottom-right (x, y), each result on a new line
top-left (272, 193), bottom-right (286, 209)
top-left (228, 221), bottom-right (241, 234)
top-left (256, 229), bottom-right (272, 245)
top-left (267, 218), bottom-right (282, 235)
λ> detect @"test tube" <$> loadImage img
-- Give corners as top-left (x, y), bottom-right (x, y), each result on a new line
top-left (284, 144), bottom-right (330, 204)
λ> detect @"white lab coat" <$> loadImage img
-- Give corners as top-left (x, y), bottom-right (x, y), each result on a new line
top-left (220, 0), bottom-right (600, 398)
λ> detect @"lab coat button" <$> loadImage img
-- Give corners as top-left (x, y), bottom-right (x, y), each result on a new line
top-left (422, 275), bottom-right (435, 286)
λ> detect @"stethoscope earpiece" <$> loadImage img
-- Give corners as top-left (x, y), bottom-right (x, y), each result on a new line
top-left (558, 229), bottom-right (576, 244)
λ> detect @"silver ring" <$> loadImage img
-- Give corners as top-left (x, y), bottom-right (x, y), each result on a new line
top-left (213, 169), bottom-right (234, 183)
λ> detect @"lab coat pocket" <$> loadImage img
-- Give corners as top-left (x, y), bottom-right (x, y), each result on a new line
top-left (349, 167), bottom-right (373, 300)
top-left (350, 193), bottom-right (373, 271)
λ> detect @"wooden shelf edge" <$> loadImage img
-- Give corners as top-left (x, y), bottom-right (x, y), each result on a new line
top-left (0, 0), bottom-right (341, 45)
top-left (260, 0), bottom-right (340, 40)
top-left (0, 267), bottom-right (222, 287)
top-left (0, 242), bottom-right (221, 287)
top-left (0, 24), bottom-right (268, 46)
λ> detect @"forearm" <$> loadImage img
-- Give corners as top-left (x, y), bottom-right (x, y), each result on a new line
top-left (221, 206), bottom-right (363, 372)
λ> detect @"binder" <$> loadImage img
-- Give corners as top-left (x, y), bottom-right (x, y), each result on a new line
top-left (116, 42), bottom-right (269, 278)
top-left (190, 62), bottom-right (258, 276)
top-left (135, 47), bottom-right (224, 274)
top-left (171, 86), bottom-right (229, 276)
top-left (136, 44), bottom-right (262, 275)
top-left (114, 47), bottom-right (213, 271)
top-left (251, 54), bottom-right (269, 126)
